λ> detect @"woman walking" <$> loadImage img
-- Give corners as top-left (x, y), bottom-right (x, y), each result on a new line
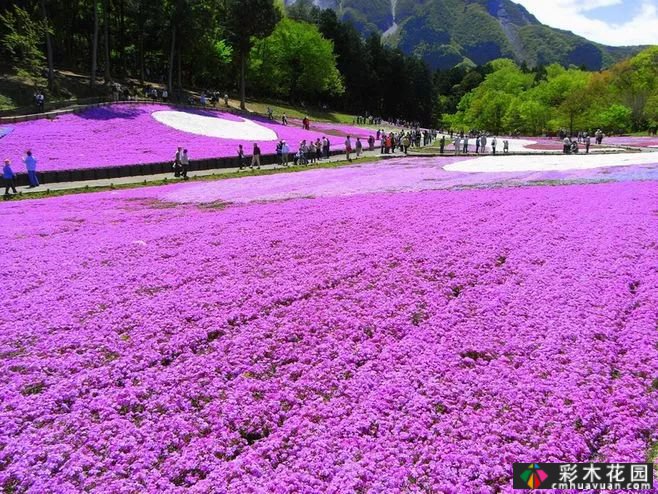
top-left (3, 159), bottom-right (18, 197)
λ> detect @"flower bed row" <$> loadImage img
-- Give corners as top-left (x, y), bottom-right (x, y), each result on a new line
top-left (1, 105), bottom-right (375, 173)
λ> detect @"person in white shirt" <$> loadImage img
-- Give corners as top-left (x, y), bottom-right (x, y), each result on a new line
top-left (345, 136), bottom-right (353, 161)
top-left (181, 149), bottom-right (190, 179)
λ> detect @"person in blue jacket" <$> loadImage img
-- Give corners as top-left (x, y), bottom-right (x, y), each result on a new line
top-left (23, 150), bottom-right (39, 188)
top-left (3, 159), bottom-right (18, 197)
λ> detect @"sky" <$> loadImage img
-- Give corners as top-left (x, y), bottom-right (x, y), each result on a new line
top-left (514, 0), bottom-right (658, 46)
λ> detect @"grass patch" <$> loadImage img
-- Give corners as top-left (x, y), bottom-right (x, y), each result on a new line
top-left (648, 441), bottom-right (658, 463)
top-left (0, 93), bottom-right (16, 110)
top-left (242, 98), bottom-right (355, 124)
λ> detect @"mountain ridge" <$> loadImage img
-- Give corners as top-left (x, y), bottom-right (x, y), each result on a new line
top-left (286, 0), bottom-right (645, 70)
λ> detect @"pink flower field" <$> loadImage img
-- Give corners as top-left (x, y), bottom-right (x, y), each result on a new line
top-left (603, 136), bottom-right (658, 148)
top-left (2, 164), bottom-right (658, 492)
top-left (0, 105), bottom-right (369, 172)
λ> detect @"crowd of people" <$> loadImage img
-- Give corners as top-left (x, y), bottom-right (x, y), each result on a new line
top-left (167, 126), bottom-right (437, 178)
top-left (559, 129), bottom-right (605, 154)
top-left (449, 132), bottom-right (507, 156)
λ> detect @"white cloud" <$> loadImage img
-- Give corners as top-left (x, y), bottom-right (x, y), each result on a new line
top-left (515, 0), bottom-right (658, 46)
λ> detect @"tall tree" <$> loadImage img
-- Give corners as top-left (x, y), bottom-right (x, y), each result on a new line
top-left (39, 0), bottom-right (54, 90)
top-left (249, 18), bottom-right (343, 102)
top-left (90, 0), bottom-right (99, 88)
top-left (0, 5), bottom-right (47, 85)
top-left (102, 0), bottom-right (112, 83)
top-left (223, 0), bottom-right (280, 110)
top-left (168, 20), bottom-right (175, 91)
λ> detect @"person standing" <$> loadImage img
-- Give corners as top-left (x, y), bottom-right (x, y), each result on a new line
top-left (238, 144), bottom-right (245, 170)
top-left (480, 135), bottom-right (487, 154)
top-left (345, 136), bottom-right (353, 161)
top-left (475, 135), bottom-right (480, 154)
top-left (563, 136), bottom-right (571, 154)
top-left (368, 135), bottom-right (375, 152)
top-left (403, 134), bottom-right (411, 155)
top-left (503, 140), bottom-right (509, 154)
top-left (37, 92), bottom-right (45, 113)
top-left (585, 134), bottom-right (591, 154)
top-left (23, 151), bottom-right (39, 188)
top-left (181, 149), bottom-right (190, 180)
top-left (308, 141), bottom-right (316, 165)
top-left (463, 136), bottom-right (469, 154)
top-left (276, 140), bottom-right (283, 167)
top-left (282, 114), bottom-right (288, 126)
top-left (281, 141), bottom-right (289, 167)
top-left (173, 147), bottom-right (182, 177)
top-left (454, 136), bottom-right (461, 155)
top-left (251, 143), bottom-right (261, 170)
top-left (315, 138), bottom-right (322, 162)
top-left (439, 135), bottom-right (445, 154)
top-left (322, 137), bottom-right (330, 159)
top-left (491, 136), bottom-right (497, 155)
top-left (3, 159), bottom-right (17, 197)
top-left (355, 137), bottom-right (363, 158)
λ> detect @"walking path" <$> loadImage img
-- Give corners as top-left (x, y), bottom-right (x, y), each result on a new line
top-left (16, 148), bottom-right (387, 195)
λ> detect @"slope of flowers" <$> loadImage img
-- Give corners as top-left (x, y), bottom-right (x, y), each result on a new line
top-left (1, 105), bottom-right (368, 172)
top-left (288, 119), bottom-right (375, 139)
top-left (156, 155), bottom-right (658, 204)
top-left (603, 136), bottom-right (658, 148)
top-left (1, 180), bottom-right (658, 493)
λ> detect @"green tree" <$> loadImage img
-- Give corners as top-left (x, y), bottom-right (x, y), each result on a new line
top-left (0, 5), bottom-right (48, 85)
top-left (249, 18), bottom-right (343, 101)
top-left (223, 0), bottom-right (280, 110)
top-left (517, 99), bottom-right (550, 135)
top-left (610, 47), bottom-right (658, 129)
top-left (594, 104), bottom-right (633, 133)
top-left (646, 93), bottom-right (658, 128)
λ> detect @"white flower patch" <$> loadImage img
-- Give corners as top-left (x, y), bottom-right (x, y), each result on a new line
top-left (152, 111), bottom-right (277, 141)
top-left (444, 151), bottom-right (658, 173)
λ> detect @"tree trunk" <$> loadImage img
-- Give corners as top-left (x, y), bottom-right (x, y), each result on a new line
top-left (138, 0), bottom-right (145, 83)
top-left (240, 50), bottom-right (246, 110)
top-left (168, 24), bottom-right (176, 92)
top-left (40, 0), bottom-right (55, 91)
top-left (103, 0), bottom-right (112, 84)
top-left (138, 31), bottom-right (144, 84)
top-left (119, 0), bottom-right (126, 75)
top-left (90, 0), bottom-right (99, 88)
top-left (177, 45), bottom-right (182, 89)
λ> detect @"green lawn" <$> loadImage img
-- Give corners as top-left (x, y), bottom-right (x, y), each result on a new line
top-left (241, 99), bottom-right (356, 124)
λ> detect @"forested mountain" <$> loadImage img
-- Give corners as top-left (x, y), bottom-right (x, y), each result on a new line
top-left (286, 0), bottom-right (644, 70)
